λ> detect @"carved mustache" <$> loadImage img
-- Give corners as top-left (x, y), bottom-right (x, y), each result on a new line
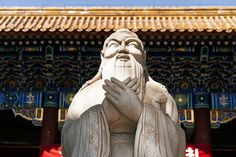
top-left (116, 54), bottom-right (130, 60)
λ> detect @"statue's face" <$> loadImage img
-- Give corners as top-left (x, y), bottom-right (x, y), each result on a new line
top-left (101, 30), bottom-right (146, 99)
top-left (101, 30), bottom-right (146, 82)
top-left (102, 31), bottom-right (145, 65)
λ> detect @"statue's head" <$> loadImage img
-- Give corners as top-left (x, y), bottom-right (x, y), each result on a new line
top-left (101, 29), bottom-right (147, 81)
top-left (81, 29), bottom-right (148, 98)
top-left (102, 29), bottom-right (146, 66)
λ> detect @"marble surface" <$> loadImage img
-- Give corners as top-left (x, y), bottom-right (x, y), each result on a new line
top-left (62, 29), bottom-right (186, 157)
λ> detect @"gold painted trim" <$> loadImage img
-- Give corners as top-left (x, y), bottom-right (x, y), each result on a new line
top-left (0, 7), bottom-right (236, 32)
top-left (184, 109), bottom-right (194, 123)
top-left (58, 109), bottom-right (68, 122)
top-left (34, 108), bottom-right (43, 121)
top-left (12, 108), bottom-right (33, 121)
top-left (1, 7), bottom-right (236, 16)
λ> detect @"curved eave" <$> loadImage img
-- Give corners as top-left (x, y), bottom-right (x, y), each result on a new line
top-left (0, 7), bottom-right (236, 33)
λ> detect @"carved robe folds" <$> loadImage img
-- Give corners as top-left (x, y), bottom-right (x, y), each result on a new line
top-left (61, 81), bottom-right (185, 157)
top-left (61, 29), bottom-right (185, 157)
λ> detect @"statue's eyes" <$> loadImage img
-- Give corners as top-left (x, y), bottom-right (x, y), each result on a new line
top-left (127, 41), bottom-right (139, 48)
top-left (107, 41), bottom-right (119, 48)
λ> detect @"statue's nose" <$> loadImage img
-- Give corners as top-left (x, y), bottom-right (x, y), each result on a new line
top-left (117, 41), bottom-right (129, 54)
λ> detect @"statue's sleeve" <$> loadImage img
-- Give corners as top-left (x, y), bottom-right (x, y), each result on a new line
top-left (134, 103), bottom-right (186, 157)
top-left (67, 81), bottom-right (105, 120)
top-left (165, 93), bottom-right (179, 123)
top-left (61, 105), bottom-right (110, 157)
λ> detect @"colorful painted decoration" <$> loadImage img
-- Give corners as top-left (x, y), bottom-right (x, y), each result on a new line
top-left (0, 35), bottom-right (235, 128)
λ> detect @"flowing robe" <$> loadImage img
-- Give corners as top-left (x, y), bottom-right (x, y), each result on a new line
top-left (62, 80), bottom-right (186, 157)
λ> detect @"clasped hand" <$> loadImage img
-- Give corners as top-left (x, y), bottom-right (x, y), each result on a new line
top-left (102, 77), bottom-right (143, 122)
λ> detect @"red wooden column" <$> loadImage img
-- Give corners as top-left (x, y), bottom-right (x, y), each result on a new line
top-left (41, 91), bottom-right (59, 145)
top-left (193, 93), bottom-right (211, 146)
top-left (41, 107), bottom-right (58, 145)
top-left (193, 108), bottom-right (211, 145)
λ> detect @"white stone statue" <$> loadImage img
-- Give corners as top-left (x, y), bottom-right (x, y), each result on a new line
top-left (62, 29), bottom-right (186, 157)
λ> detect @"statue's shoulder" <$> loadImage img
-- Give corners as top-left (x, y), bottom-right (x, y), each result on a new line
top-left (71, 79), bottom-right (104, 108)
top-left (144, 78), bottom-right (170, 105)
top-left (146, 78), bottom-right (168, 95)
top-left (145, 78), bottom-right (178, 120)
top-left (77, 80), bottom-right (103, 95)
top-left (67, 80), bottom-right (104, 120)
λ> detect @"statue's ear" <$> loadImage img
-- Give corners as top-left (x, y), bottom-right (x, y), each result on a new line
top-left (101, 50), bottom-right (104, 56)
top-left (101, 50), bottom-right (105, 61)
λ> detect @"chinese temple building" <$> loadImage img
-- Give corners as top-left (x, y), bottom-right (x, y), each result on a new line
top-left (0, 7), bottom-right (235, 157)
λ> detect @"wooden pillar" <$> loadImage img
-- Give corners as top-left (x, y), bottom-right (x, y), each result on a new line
top-left (193, 92), bottom-right (211, 146)
top-left (193, 108), bottom-right (211, 145)
top-left (41, 91), bottom-right (58, 145)
top-left (41, 107), bottom-right (58, 145)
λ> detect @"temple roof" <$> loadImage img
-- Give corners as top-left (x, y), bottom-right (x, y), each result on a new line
top-left (0, 7), bottom-right (236, 32)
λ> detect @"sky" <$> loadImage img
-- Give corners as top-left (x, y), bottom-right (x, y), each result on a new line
top-left (0, 0), bottom-right (236, 7)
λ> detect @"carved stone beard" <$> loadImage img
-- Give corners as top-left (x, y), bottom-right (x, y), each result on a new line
top-left (114, 59), bottom-right (132, 81)
top-left (102, 55), bottom-right (146, 101)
